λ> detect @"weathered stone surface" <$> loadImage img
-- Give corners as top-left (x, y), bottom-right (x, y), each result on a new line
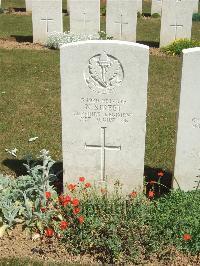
top-left (60, 40), bottom-right (149, 194)
top-left (174, 47), bottom-right (200, 191)
top-left (32, 0), bottom-right (63, 44)
top-left (192, 0), bottom-right (199, 13)
top-left (70, 0), bottom-right (100, 34)
top-left (26, 0), bottom-right (32, 11)
top-left (106, 0), bottom-right (138, 42)
top-left (137, 0), bottom-right (142, 13)
top-left (151, 0), bottom-right (162, 15)
top-left (160, 0), bottom-right (193, 47)
top-left (66, 0), bottom-right (70, 14)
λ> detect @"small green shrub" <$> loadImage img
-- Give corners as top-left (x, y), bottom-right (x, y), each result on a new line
top-left (100, 6), bottom-right (106, 16)
top-left (0, 8), bottom-right (4, 14)
top-left (151, 13), bottom-right (160, 18)
top-left (161, 39), bottom-right (200, 55)
top-left (192, 13), bottom-right (200, 21)
top-left (137, 11), bottom-right (142, 18)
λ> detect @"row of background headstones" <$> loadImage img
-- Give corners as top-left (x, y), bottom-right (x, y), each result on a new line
top-left (60, 40), bottom-right (200, 193)
top-left (31, 0), bottom-right (196, 47)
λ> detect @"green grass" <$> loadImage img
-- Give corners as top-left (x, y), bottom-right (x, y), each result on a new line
top-left (0, 49), bottom-right (181, 175)
top-left (0, 7), bottom-right (199, 176)
top-left (1, 0), bottom-right (68, 10)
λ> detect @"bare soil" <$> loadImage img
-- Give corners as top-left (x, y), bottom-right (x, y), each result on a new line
top-left (0, 38), bottom-right (47, 50)
top-left (0, 225), bottom-right (199, 265)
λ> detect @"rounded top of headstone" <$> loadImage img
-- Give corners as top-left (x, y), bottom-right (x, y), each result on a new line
top-left (60, 40), bottom-right (149, 51)
top-left (182, 47), bottom-right (200, 54)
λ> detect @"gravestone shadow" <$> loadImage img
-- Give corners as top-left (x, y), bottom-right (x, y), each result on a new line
top-left (2, 159), bottom-right (63, 194)
top-left (144, 165), bottom-right (173, 197)
top-left (137, 40), bottom-right (159, 48)
top-left (11, 35), bottom-right (33, 43)
top-left (13, 8), bottom-right (26, 12)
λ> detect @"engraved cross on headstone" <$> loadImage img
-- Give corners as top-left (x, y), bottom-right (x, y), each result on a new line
top-left (170, 22), bottom-right (183, 40)
top-left (82, 11), bottom-right (91, 32)
top-left (115, 14), bottom-right (128, 39)
top-left (85, 127), bottom-right (121, 182)
top-left (41, 16), bottom-right (54, 33)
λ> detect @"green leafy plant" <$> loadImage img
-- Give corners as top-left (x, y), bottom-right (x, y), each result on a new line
top-left (161, 39), bottom-right (200, 55)
top-left (192, 13), bottom-right (200, 21)
top-left (0, 150), bottom-right (57, 233)
top-left (0, 8), bottom-right (4, 14)
top-left (100, 6), bottom-right (106, 16)
top-left (151, 13), bottom-right (160, 18)
top-left (98, 30), bottom-right (113, 40)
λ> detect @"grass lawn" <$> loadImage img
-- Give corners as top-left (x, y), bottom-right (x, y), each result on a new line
top-left (0, 49), bottom-right (181, 175)
top-left (0, 3), bottom-right (199, 177)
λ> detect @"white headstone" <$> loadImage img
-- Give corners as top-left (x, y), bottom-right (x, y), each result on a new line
top-left (137, 0), bottom-right (142, 13)
top-left (70, 0), bottom-right (100, 34)
top-left (151, 0), bottom-right (162, 16)
top-left (160, 0), bottom-right (193, 47)
top-left (67, 0), bottom-right (70, 14)
top-left (32, 0), bottom-right (63, 44)
top-left (26, 0), bottom-right (32, 11)
top-left (174, 47), bottom-right (200, 191)
top-left (60, 40), bottom-right (149, 194)
top-left (106, 0), bottom-right (138, 42)
top-left (192, 0), bottom-right (199, 13)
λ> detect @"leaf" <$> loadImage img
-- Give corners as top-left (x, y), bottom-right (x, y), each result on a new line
top-left (28, 137), bottom-right (38, 142)
top-left (106, 60), bottom-right (121, 83)
top-left (0, 224), bottom-right (9, 238)
top-left (88, 58), bottom-right (106, 87)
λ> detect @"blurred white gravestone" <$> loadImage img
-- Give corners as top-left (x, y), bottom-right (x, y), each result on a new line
top-left (137, 0), bottom-right (142, 13)
top-left (192, 0), bottom-right (199, 13)
top-left (60, 41), bottom-right (149, 194)
top-left (26, 0), bottom-right (32, 11)
top-left (160, 0), bottom-right (193, 47)
top-left (70, 0), bottom-right (100, 34)
top-left (151, 0), bottom-right (162, 15)
top-left (67, 0), bottom-right (70, 14)
top-left (106, 0), bottom-right (138, 41)
top-left (32, 0), bottom-right (63, 44)
top-left (174, 48), bottom-right (200, 191)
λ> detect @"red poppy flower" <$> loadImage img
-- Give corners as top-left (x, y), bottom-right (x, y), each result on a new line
top-left (148, 190), bottom-right (155, 198)
top-left (78, 216), bottom-right (84, 224)
top-left (130, 191), bottom-right (137, 198)
top-left (73, 207), bottom-right (81, 215)
top-left (67, 183), bottom-right (76, 191)
top-left (59, 195), bottom-right (71, 207)
top-left (158, 171), bottom-right (164, 177)
top-left (40, 207), bottom-right (46, 213)
top-left (45, 228), bottom-right (54, 237)
top-left (85, 182), bottom-right (91, 188)
top-left (45, 191), bottom-right (51, 199)
top-left (79, 177), bottom-right (85, 182)
top-left (60, 221), bottom-right (68, 230)
top-left (72, 198), bottom-right (79, 207)
top-left (183, 233), bottom-right (191, 241)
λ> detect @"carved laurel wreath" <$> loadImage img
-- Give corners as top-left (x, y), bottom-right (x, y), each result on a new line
top-left (85, 52), bottom-right (124, 94)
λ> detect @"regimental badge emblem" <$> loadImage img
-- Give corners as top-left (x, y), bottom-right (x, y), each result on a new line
top-left (84, 52), bottom-right (124, 94)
